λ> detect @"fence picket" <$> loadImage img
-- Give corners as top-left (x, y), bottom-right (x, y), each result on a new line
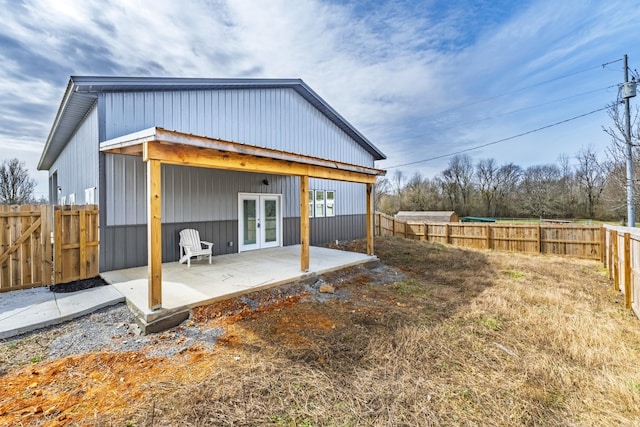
top-left (0, 204), bottom-right (98, 292)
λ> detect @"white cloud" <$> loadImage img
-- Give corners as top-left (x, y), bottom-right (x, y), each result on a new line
top-left (0, 0), bottom-right (639, 198)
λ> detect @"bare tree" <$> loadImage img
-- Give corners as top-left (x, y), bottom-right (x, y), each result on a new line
top-left (575, 146), bottom-right (608, 219)
top-left (519, 164), bottom-right (561, 219)
top-left (0, 158), bottom-right (36, 205)
top-left (556, 153), bottom-right (578, 218)
top-left (403, 172), bottom-right (440, 211)
top-left (439, 154), bottom-right (475, 216)
top-left (375, 177), bottom-right (391, 210)
top-left (476, 158), bottom-right (499, 216)
top-left (493, 163), bottom-right (521, 218)
top-left (602, 102), bottom-right (640, 218)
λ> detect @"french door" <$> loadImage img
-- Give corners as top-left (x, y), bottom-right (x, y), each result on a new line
top-left (238, 193), bottom-right (282, 252)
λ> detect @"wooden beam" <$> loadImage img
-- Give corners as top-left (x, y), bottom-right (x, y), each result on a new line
top-left (144, 142), bottom-right (378, 184)
top-left (147, 157), bottom-right (162, 310)
top-left (366, 183), bottom-right (374, 255)
top-left (300, 175), bottom-right (310, 272)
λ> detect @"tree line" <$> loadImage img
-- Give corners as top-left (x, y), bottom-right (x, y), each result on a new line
top-left (376, 104), bottom-right (640, 222)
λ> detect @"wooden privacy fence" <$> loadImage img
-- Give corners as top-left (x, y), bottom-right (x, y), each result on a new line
top-left (0, 204), bottom-right (99, 293)
top-left (54, 205), bottom-right (99, 285)
top-left (375, 213), bottom-right (603, 260)
top-left (0, 205), bottom-right (52, 292)
top-left (604, 225), bottom-right (640, 319)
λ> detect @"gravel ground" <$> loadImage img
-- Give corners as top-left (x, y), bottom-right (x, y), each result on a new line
top-left (44, 303), bottom-right (225, 360)
top-left (1, 260), bottom-right (401, 373)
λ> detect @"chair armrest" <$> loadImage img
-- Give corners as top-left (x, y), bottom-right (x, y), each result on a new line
top-left (201, 241), bottom-right (214, 249)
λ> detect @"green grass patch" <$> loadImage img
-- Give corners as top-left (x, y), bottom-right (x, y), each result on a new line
top-left (503, 270), bottom-right (526, 279)
top-left (480, 317), bottom-right (501, 331)
top-left (628, 379), bottom-right (640, 395)
top-left (393, 278), bottom-right (428, 297)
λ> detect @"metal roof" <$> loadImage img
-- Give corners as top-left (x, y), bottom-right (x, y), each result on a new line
top-left (38, 76), bottom-right (386, 170)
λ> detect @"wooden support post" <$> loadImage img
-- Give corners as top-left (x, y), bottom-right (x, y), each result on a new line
top-left (300, 175), bottom-right (310, 272)
top-left (624, 232), bottom-right (632, 309)
top-left (366, 183), bottom-right (374, 255)
top-left (147, 159), bottom-right (162, 310)
top-left (613, 231), bottom-right (619, 291)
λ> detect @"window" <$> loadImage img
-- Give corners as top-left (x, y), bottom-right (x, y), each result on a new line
top-left (315, 190), bottom-right (325, 217)
top-left (325, 190), bottom-right (335, 217)
top-left (308, 190), bottom-right (314, 217)
top-left (85, 187), bottom-right (95, 204)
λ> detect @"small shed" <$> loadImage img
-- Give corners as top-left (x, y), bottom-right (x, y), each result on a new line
top-left (395, 211), bottom-right (459, 223)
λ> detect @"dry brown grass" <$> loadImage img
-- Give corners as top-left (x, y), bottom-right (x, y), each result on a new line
top-left (2, 236), bottom-right (640, 426)
top-left (130, 237), bottom-right (640, 426)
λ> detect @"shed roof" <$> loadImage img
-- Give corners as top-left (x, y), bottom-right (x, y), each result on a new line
top-left (395, 211), bottom-right (459, 223)
top-left (38, 76), bottom-right (386, 171)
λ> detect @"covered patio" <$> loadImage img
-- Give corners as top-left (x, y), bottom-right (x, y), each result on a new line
top-left (100, 127), bottom-right (384, 317)
top-left (101, 245), bottom-right (377, 325)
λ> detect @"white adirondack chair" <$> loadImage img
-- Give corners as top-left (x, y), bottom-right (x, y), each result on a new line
top-left (178, 229), bottom-right (214, 267)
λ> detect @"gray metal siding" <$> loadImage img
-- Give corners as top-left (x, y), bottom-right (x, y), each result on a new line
top-left (283, 214), bottom-right (366, 246)
top-left (105, 158), bottom-right (367, 226)
top-left (49, 106), bottom-right (99, 204)
top-left (103, 88), bottom-right (373, 167)
top-left (100, 214), bottom-right (365, 271)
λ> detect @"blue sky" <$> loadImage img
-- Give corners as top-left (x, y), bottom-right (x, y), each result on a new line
top-left (0, 0), bottom-right (638, 199)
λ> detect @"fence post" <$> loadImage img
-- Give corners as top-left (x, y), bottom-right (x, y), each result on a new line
top-left (536, 224), bottom-right (542, 253)
top-left (624, 232), bottom-right (632, 309)
top-left (54, 208), bottom-right (62, 285)
top-left (41, 205), bottom-right (52, 286)
top-left (445, 223), bottom-right (450, 244)
top-left (79, 209), bottom-right (87, 279)
top-left (600, 225), bottom-right (606, 265)
top-left (608, 229), bottom-right (613, 280)
top-left (613, 231), bottom-right (619, 291)
top-left (485, 224), bottom-right (491, 249)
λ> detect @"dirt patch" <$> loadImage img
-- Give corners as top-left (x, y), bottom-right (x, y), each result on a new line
top-left (1, 237), bottom-right (640, 426)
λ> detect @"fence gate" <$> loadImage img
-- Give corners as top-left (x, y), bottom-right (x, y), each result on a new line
top-left (0, 204), bottom-right (100, 293)
top-left (54, 205), bottom-right (99, 284)
top-left (0, 205), bottom-right (52, 292)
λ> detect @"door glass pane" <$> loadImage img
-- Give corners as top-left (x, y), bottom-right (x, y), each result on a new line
top-left (243, 199), bottom-right (256, 245)
top-left (264, 199), bottom-right (277, 243)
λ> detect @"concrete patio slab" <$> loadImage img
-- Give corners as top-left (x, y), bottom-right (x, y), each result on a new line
top-left (102, 245), bottom-right (377, 325)
top-left (0, 285), bottom-right (125, 340)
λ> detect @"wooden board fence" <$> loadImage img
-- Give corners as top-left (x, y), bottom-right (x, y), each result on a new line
top-left (54, 205), bottom-right (99, 284)
top-left (603, 225), bottom-right (640, 320)
top-left (375, 212), bottom-right (602, 260)
top-left (0, 205), bottom-right (52, 292)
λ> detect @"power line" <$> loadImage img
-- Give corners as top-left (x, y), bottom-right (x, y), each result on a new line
top-left (385, 106), bottom-right (609, 169)
top-left (436, 84), bottom-right (617, 130)
top-left (423, 58), bottom-right (622, 120)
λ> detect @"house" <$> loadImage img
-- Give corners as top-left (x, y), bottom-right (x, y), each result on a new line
top-left (395, 211), bottom-right (459, 223)
top-left (38, 76), bottom-right (386, 309)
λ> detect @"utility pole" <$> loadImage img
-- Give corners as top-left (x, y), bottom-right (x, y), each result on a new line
top-left (623, 54), bottom-right (636, 227)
